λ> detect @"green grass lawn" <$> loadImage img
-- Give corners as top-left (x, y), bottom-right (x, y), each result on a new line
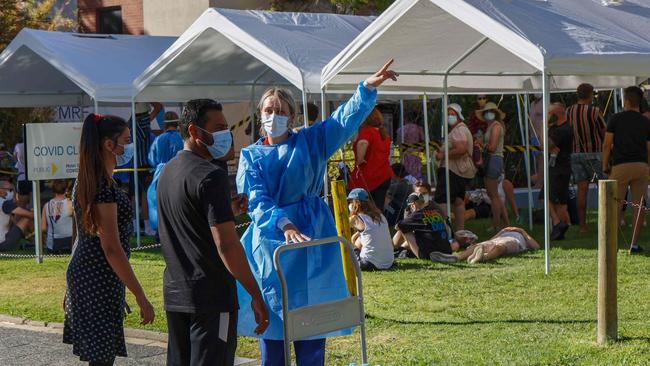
top-left (2, 212), bottom-right (650, 365)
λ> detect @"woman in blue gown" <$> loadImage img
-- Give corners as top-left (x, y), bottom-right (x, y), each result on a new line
top-left (236, 60), bottom-right (398, 365)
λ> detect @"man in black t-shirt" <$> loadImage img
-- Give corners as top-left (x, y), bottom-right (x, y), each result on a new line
top-left (603, 86), bottom-right (650, 254)
top-left (395, 193), bottom-right (452, 259)
top-left (157, 99), bottom-right (268, 365)
top-left (546, 103), bottom-right (573, 240)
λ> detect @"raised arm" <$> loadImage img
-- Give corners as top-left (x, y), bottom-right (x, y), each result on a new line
top-left (308, 60), bottom-right (398, 159)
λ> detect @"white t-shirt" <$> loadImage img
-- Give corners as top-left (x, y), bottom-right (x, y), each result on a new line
top-left (358, 213), bottom-right (394, 269)
top-left (499, 231), bottom-right (528, 252)
top-left (44, 197), bottom-right (73, 249)
top-left (0, 197), bottom-right (15, 242)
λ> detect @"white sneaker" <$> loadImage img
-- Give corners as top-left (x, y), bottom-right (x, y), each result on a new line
top-left (468, 246), bottom-right (484, 264)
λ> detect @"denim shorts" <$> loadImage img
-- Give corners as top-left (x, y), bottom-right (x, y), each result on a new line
top-left (571, 152), bottom-right (604, 183)
top-left (485, 154), bottom-right (504, 179)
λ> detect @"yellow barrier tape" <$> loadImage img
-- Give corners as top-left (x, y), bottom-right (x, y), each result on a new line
top-left (230, 116), bottom-right (251, 132)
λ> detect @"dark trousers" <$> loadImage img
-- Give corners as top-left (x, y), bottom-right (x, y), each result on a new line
top-left (370, 178), bottom-right (392, 210)
top-left (259, 338), bottom-right (326, 366)
top-left (166, 311), bottom-right (237, 366)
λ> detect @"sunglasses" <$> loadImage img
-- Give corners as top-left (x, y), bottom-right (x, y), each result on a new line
top-left (478, 97), bottom-right (487, 100)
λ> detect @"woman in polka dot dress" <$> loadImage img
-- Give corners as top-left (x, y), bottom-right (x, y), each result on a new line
top-left (63, 114), bottom-right (155, 366)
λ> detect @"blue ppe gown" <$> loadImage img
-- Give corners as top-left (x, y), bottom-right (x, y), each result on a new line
top-left (236, 82), bottom-right (377, 340)
top-left (146, 130), bottom-right (183, 231)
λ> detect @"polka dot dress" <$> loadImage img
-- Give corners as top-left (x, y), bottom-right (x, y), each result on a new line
top-left (63, 178), bottom-right (133, 363)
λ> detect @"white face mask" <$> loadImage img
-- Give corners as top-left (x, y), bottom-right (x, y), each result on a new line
top-left (422, 194), bottom-right (430, 203)
top-left (447, 115), bottom-right (458, 126)
top-left (262, 113), bottom-right (289, 138)
top-left (4, 190), bottom-right (14, 201)
top-left (484, 112), bottom-right (496, 121)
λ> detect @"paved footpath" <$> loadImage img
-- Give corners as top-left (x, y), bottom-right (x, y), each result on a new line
top-left (0, 320), bottom-right (258, 365)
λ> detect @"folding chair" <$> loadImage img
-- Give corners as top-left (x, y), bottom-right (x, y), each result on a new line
top-left (273, 236), bottom-right (367, 366)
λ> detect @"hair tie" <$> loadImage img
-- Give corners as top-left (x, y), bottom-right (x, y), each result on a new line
top-left (93, 114), bottom-right (102, 124)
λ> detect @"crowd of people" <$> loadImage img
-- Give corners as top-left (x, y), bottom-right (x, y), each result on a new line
top-left (1, 64), bottom-right (649, 365)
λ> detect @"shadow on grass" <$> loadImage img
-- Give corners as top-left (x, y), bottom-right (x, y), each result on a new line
top-left (366, 313), bottom-right (594, 326)
top-left (618, 336), bottom-right (650, 343)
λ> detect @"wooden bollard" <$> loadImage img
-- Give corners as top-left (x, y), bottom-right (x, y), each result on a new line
top-left (330, 180), bottom-right (357, 296)
top-left (597, 179), bottom-right (618, 345)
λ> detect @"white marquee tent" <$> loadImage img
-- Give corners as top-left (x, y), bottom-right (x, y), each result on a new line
top-left (133, 8), bottom-right (375, 106)
top-left (0, 28), bottom-right (177, 251)
top-left (321, 0), bottom-right (650, 274)
top-left (0, 28), bottom-right (176, 107)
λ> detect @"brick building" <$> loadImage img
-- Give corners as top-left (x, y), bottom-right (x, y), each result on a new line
top-left (78, 0), bottom-right (271, 36)
top-left (78, 0), bottom-right (144, 35)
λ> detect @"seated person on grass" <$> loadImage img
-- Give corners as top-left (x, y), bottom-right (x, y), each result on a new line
top-left (393, 192), bottom-right (454, 260)
top-left (348, 188), bottom-right (394, 271)
top-left (0, 180), bottom-right (33, 251)
top-left (430, 227), bottom-right (539, 264)
top-left (464, 178), bottom-right (520, 224)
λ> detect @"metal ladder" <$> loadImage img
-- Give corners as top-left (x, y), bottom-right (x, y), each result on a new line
top-left (273, 236), bottom-right (368, 366)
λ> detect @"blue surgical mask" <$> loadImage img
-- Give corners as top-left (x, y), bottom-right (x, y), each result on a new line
top-left (447, 115), bottom-right (458, 126)
top-left (262, 113), bottom-right (289, 137)
top-left (4, 190), bottom-right (14, 201)
top-left (484, 112), bottom-right (496, 121)
top-left (197, 127), bottom-right (232, 160)
top-left (115, 143), bottom-right (134, 166)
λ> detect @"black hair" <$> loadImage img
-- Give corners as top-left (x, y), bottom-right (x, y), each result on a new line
top-left (179, 99), bottom-right (223, 140)
top-left (624, 86), bottom-right (644, 109)
top-left (576, 83), bottom-right (594, 100)
top-left (300, 102), bottom-right (319, 122)
top-left (391, 163), bottom-right (407, 178)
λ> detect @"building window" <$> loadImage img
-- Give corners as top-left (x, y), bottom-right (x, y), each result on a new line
top-left (97, 7), bottom-right (122, 34)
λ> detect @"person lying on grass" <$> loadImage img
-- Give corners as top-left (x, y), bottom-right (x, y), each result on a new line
top-left (430, 227), bottom-right (540, 264)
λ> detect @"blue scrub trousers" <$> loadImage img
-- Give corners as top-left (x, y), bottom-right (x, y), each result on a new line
top-left (259, 338), bottom-right (326, 366)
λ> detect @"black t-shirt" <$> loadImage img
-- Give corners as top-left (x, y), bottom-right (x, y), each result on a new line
top-left (157, 150), bottom-right (237, 313)
top-left (548, 122), bottom-right (573, 172)
top-left (397, 206), bottom-right (451, 257)
top-left (606, 111), bottom-right (650, 166)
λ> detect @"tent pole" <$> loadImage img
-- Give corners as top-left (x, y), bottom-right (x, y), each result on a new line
top-left (321, 89), bottom-right (329, 206)
top-left (301, 89), bottom-right (309, 128)
top-left (399, 99), bottom-right (405, 144)
top-left (620, 87), bottom-right (625, 110)
top-left (542, 72), bottom-right (551, 275)
top-left (515, 93), bottom-right (527, 227)
top-left (524, 94), bottom-right (533, 230)
top-left (131, 99), bottom-right (141, 249)
top-left (442, 77), bottom-right (451, 220)
top-left (250, 85), bottom-right (257, 144)
top-left (422, 94), bottom-right (433, 185)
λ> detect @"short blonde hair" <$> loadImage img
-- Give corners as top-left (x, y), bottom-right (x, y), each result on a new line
top-left (258, 87), bottom-right (296, 136)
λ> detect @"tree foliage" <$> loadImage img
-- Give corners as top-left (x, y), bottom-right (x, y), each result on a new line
top-left (269, 0), bottom-right (395, 14)
top-left (0, 0), bottom-right (75, 150)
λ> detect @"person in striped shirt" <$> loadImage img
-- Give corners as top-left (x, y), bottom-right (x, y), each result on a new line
top-left (567, 83), bottom-right (606, 234)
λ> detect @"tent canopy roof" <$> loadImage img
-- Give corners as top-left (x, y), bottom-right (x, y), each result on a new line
top-left (134, 8), bottom-right (374, 102)
top-left (322, 0), bottom-right (650, 94)
top-left (0, 28), bottom-right (176, 106)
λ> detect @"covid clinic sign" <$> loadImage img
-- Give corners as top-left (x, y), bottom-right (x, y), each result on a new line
top-left (25, 123), bottom-right (82, 181)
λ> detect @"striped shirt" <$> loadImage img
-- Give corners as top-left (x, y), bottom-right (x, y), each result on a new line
top-left (567, 103), bottom-right (606, 153)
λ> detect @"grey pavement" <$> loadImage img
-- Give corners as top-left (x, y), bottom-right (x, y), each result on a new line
top-left (0, 321), bottom-right (258, 366)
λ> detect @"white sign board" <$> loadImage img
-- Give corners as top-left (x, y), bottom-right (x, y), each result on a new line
top-left (25, 123), bottom-right (82, 181)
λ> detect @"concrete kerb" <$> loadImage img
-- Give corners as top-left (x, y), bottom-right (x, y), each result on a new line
top-left (1, 314), bottom-right (166, 343)
top-left (0, 314), bottom-right (259, 365)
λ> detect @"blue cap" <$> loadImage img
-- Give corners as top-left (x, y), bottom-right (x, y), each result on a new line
top-left (347, 188), bottom-right (369, 201)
